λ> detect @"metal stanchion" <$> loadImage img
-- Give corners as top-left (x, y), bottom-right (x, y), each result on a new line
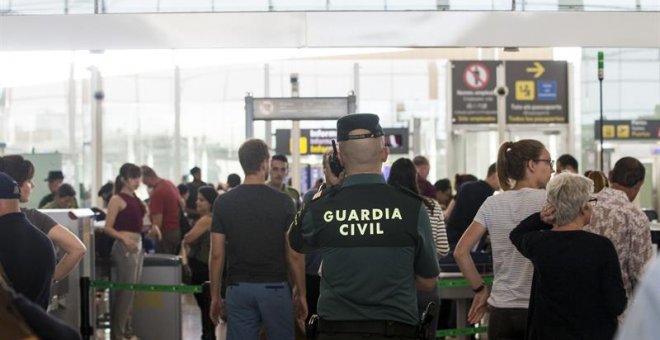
top-left (79, 276), bottom-right (93, 340)
top-left (202, 281), bottom-right (210, 300)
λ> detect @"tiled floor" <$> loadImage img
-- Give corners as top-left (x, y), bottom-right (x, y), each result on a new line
top-left (182, 293), bottom-right (203, 339)
top-left (97, 293), bottom-right (226, 340)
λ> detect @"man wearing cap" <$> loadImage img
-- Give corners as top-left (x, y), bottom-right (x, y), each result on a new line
top-left (0, 171), bottom-right (56, 309)
top-left (288, 113), bottom-right (439, 340)
top-left (38, 170), bottom-right (64, 208)
top-left (186, 166), bottom-right (208, 223)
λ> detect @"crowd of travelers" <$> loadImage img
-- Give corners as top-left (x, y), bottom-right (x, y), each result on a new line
top-left (0, 113), bottom-right (657, 340)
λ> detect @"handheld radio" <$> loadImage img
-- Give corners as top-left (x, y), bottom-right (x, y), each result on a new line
top-left (329, 140), bottom-right (344, 177)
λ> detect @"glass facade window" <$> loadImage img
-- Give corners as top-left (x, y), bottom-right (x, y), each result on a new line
top-left (0, 47), bottom-right (657, 210)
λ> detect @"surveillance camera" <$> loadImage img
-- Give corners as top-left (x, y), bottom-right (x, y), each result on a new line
top-left (495, 86), bottom-right (508, 97)
top-left (94, 91), bottom-right (105, 101)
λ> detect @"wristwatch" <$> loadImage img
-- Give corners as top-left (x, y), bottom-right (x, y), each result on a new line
top-left (472, 282), bottom-right (486, 293)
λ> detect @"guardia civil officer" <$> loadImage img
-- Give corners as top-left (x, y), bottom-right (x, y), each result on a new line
top-left (288, 113), bottom-right (439, 340)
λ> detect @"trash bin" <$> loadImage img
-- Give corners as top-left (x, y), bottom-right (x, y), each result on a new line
top-left (129, 253), bottom-right (182, 340)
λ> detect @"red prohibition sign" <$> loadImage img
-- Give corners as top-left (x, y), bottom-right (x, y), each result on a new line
top-left (463, 63), bottom-right (490, 90)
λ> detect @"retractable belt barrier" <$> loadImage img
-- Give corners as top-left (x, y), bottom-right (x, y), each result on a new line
top-left (89, 280), bottom-right (202, 293)
top-left (436, 275), bottom-right (493, 338)
top-left (438, 275), bottom-right (494, 288)
top-left (80, 276), bottom-right (493, 340)
top-left (79, 277), bottom-right (207, 340)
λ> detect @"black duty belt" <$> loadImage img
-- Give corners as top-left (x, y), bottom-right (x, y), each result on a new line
top-left (318, 319), bottom-right (418, 338)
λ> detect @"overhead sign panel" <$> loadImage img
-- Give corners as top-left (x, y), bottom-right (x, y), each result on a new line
top-left (505, 61), bottom-right (568, 124)
top-left (275, 128), bottom-right (409, 155)
top-left (451, 61), bottom-right (501, 124)
top-left (247, 96), bottom-right (356, 120)
top-left (594, 120), bottom-right (660, 140)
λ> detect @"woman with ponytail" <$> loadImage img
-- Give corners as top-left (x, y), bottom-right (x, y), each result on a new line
top-left (454, 140), bottom-right (554, 340)
top-left (103, 163), bottom-right (146, 340)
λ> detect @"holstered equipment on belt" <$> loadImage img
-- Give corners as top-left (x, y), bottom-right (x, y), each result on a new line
top-left (418, 301), bottom-right (438, 340)
top-left (318, 319), bottom-right (418, 338)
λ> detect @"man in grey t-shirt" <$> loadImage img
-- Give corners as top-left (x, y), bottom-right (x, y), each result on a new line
top-left (209, 139), bottom-right (306, 339)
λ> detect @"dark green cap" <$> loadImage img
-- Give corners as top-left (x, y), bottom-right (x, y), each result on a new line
top-left (336, 113), bottom-right (384, 142)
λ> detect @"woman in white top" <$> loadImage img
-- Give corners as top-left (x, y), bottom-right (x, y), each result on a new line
top-left (454, 139), bottom-right (554, 340)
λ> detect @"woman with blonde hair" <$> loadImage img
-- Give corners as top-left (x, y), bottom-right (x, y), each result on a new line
top-left (586, 170), bottom-right (609, 193)
top-left (454, 139), bottom-right (554, 340)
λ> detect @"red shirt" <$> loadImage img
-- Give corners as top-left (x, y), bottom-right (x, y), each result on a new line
top-left (149, 179), bottom-right (181, 232)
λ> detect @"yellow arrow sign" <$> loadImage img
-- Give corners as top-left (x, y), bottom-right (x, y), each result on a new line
top-left (526, 62), bottom-right (545, 78)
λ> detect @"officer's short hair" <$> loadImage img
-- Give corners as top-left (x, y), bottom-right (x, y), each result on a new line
top-left (239, 139), bottom-right (270, 176)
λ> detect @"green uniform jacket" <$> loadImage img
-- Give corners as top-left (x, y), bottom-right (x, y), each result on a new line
top-left (289, 174), bottom-right (439, 325)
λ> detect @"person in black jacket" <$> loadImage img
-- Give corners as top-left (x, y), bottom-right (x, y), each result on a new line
top-left (510, 173), bottom-right (626, 340)
top-left (0, 281), bottom-right (81, 340)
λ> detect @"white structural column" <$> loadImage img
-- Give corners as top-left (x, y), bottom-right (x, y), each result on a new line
top-left (353, 63), bottom-right (360, 112)
top-left (496, 63), bottom-right (507, 145)
top-left (89, 67), bottom-right (104, 208)
top-left (174, 66), bottom-right (182, 180)
top-left (67, 63), bottom-right (77, 190)
top-left (290, 74), bottom-right (301, 193)
top-left (265, 64), bottom-right (272, 148)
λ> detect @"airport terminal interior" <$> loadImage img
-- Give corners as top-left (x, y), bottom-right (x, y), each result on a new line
top-left (0, 1), bottom-right (659, 339)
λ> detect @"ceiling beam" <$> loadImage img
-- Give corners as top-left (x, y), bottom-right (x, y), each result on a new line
top-left (0, 11), bottom-right (658, 50)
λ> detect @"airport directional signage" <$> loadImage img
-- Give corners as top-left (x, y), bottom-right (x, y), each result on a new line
top-left (275, 128), bottom-right (409, 155)
top-left (594, 119), bottom-right (660, 140)
top-left (451, 61), bottom-right (501, 124)
top-left (246, 95), bottom-right (356, 120)
top-left (505, 61), bottom-right (569, 124)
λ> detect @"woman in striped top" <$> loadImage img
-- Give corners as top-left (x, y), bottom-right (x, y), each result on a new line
top-left (388, 157), bottom-right (449, 340)
top-left (454, 139), bottom-right (554, 340)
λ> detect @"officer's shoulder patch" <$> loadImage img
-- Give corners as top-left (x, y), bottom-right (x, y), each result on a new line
top-left (311, 185), bottom-right (341, 202)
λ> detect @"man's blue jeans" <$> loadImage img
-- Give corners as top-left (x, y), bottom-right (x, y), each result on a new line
top-left (225, 282), bottom-right (294, 340)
